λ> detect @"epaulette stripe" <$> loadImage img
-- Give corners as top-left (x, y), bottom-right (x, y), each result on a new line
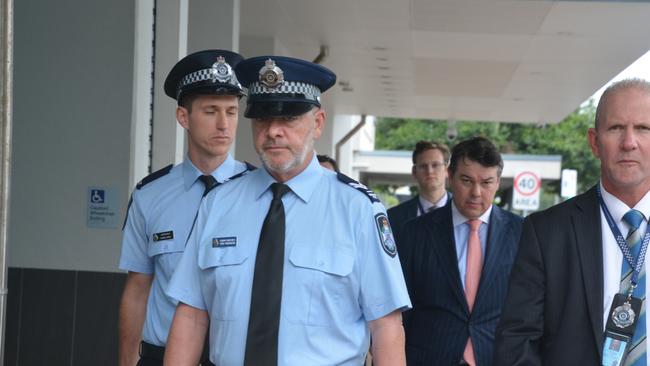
top-left (336, 172), bottom-right (380, 203)
top-left (136, 164), bottom-right (173, 190)
top-left (245, 162), bottom-right (258, 171)
top-left (122, 194), bottom-right (133, 231)
top-left (204, 162), bottom-right (257, 196)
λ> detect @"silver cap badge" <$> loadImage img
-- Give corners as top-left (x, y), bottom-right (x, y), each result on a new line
top-left (211, 56), bottom-right (233, 83)
top-left (259, 58), bottom-right (284, 88)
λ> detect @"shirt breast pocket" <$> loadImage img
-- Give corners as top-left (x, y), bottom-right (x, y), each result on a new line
top-left (285, 245), bottom-right (359, 326)
top-left (147, 237), bottom-right (184, 257)
top-left (198, 245), bottom-right (249, 321)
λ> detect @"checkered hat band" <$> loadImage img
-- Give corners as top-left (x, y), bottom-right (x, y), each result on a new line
top-left (179, 68), bottom-right (242, 92)
top-left (249, 82), bottom-right (321, 102)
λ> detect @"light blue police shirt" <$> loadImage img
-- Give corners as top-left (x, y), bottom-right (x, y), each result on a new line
top-left (167, 154), bottom-right (411, 365)
top-left (119, 155), bottom-right (248, 346)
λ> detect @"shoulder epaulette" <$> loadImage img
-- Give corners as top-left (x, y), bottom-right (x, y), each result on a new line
top-left (136, 164), bottom-right (173, 190)
top-left (336, 172), bottom-right (380, 203)
top-left (223, 162), bottom-right (257, 183)
top-left (204, 162), bottom-right (257, 196)
top-left (245, 162), bottom-right (258, 171)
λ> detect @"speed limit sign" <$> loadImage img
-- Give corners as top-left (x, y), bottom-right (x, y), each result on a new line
top-left (512, 170), bottom-right (541, 210)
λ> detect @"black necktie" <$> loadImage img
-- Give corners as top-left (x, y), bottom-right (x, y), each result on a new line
top-left (198, 175), bottom-right (217, 197)
top-left (244, 182), bottom-right (291, 366)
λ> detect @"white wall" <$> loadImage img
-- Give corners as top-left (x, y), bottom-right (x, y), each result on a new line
top-left (9, 0), bottom-right (136, 271)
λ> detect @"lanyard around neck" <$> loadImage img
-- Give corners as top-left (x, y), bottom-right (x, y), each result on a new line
top-left (597, 185), bottom-right (650, 294)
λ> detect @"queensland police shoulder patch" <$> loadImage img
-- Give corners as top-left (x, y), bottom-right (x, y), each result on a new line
top-left (336, 172), bottom-right (380, 203)
top-left (375, 213), bottom-right (396, 257)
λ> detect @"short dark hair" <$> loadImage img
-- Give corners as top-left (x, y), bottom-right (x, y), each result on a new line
top-left (178, 92), bottom-right (242, 113)
top-left (179, 93), bottom-right (201, 112)
top-left (412, 140), bottom-right (450, 165)
top-left (449, 136), bottom-right (503, 177)
top-left (317, 154), bottom-right (339, 172)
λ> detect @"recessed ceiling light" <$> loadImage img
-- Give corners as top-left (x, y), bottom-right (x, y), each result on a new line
top-left (376, 57), bottom-right (388, 62)
top-left (378, 66), bottom-right (390, 70)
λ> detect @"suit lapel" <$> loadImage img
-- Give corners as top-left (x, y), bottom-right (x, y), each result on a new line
top-left (572, 187), bottom-right (604, 356)
top-left (428, 205), bottom-right (468, 311)
top-left (475, 206), bottom-right (509, 303)
top-left (409, 195), bottom-right (420, 220)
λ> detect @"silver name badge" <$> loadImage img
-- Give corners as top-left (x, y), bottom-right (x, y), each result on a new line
top-left (212, 236), bottom-right (237, 248)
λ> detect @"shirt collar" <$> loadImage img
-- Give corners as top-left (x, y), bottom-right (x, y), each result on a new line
top-left (451, 200), bottom-right (493, 228)
top-left (252, 153), bottom-right (323, 203)
top-left (599, 181), bottom-right (650, 224)
top-left (182, 154), bottom-right (237, 190)
top-left (419, 192), bottom-right (448, 211)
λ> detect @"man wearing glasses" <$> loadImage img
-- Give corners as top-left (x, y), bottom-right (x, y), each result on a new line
top-left (388, 140), bottom-right (450, 242)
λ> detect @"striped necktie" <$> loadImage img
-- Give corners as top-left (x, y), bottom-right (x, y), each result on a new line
top-left (621, 209), bottom-right (646, 366)
top-left (462, 219), bottom-right (482, 366)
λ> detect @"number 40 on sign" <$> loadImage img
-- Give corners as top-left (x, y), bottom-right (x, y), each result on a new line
top-left (512, 170), bottom-right (541, 211)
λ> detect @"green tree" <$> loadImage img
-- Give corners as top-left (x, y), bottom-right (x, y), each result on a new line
top-left (375, 103), bottom-right (599, 194)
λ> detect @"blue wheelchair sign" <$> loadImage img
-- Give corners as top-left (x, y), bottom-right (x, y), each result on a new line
top-left (90, 189), bottom-right (105, 204)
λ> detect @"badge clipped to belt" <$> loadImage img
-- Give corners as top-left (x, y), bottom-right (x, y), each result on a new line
top-left (598, 186), bottom-right (649, 366)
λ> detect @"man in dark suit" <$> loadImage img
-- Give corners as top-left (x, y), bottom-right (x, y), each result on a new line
top-left (494, 78), bottom-right (650, 365)
top-left (399, 137), bottom-right (523, 366)
top-left (388, 140), bottom-right (450, 242)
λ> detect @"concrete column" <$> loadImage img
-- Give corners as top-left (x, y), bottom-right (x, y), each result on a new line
top-left (130, 0), bottom-right (155, 187)
top-left (187, 0), bottom-right (239, 53)
top-left (151, 0), bottom-right (188, 170)
top-left (151, 0), bottom-right (241, 171)
top-left (315, 97), bottom-right (336, 157)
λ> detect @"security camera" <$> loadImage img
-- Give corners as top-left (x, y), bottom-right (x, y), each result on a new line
top-left (446, 118), bottom-right (458, 141)
top-left (446, 126), bottom-right (458, 141)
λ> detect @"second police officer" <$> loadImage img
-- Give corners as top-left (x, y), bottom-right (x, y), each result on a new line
top-left (164, 56), bottom-right (412, 365)
top-left (118, 49), bottom-right (252, 366)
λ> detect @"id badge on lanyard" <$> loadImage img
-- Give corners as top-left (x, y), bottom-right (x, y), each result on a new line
top-left (598, 186), bottom-right (649, 366)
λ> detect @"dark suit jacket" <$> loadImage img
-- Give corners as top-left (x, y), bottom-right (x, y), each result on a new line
top-left (399, 204), bottom-right (523, 366)
top-left (388, 193), bottom-right (451, 245)
top-left (388, 196), bottom-right (419, 244)
top-left (494, 186), bottom-right (604, 365)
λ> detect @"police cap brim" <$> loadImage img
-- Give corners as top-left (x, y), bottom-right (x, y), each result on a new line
top-left (244, 100), bottom-right (316, 119)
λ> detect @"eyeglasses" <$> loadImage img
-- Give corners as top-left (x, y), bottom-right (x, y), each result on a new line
top-left (415, 162), bottom-right (446, 171)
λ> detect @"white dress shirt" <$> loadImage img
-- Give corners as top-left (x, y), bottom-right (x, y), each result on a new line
top-left (451, 202), bottom-right (492, 290)
top-left (417, 192), bottom-right (449, 216)
top-left (600, 182), bottom-right (650, 362)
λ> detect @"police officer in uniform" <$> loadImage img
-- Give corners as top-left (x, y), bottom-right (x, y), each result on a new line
top-left (118, 49), bottom-right (252, 366)
top-left (163, 56), bottom-right (412, 366)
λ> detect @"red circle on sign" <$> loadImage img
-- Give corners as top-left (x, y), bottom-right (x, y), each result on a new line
top-left (514, 171), bottom-right (541, 196)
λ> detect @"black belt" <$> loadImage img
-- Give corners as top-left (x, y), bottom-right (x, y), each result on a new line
top-left (140, 341), bottom-right (165, 361)
top-left (139, 341), bottom-right (214, 365)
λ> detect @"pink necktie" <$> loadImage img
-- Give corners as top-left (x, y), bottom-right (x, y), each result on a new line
top-left (463, 219), bottom-right (483, 366)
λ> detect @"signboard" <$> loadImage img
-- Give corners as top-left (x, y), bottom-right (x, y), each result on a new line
top-left (87, 186), bottom-right (120, 229)
top-left (512, 170), bottom-right (541, 211)
top-left (561, 169), bottom-right (578, 198)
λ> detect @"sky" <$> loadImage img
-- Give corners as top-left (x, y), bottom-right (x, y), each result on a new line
top-left (588, 49), bottom-right (650, 104)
